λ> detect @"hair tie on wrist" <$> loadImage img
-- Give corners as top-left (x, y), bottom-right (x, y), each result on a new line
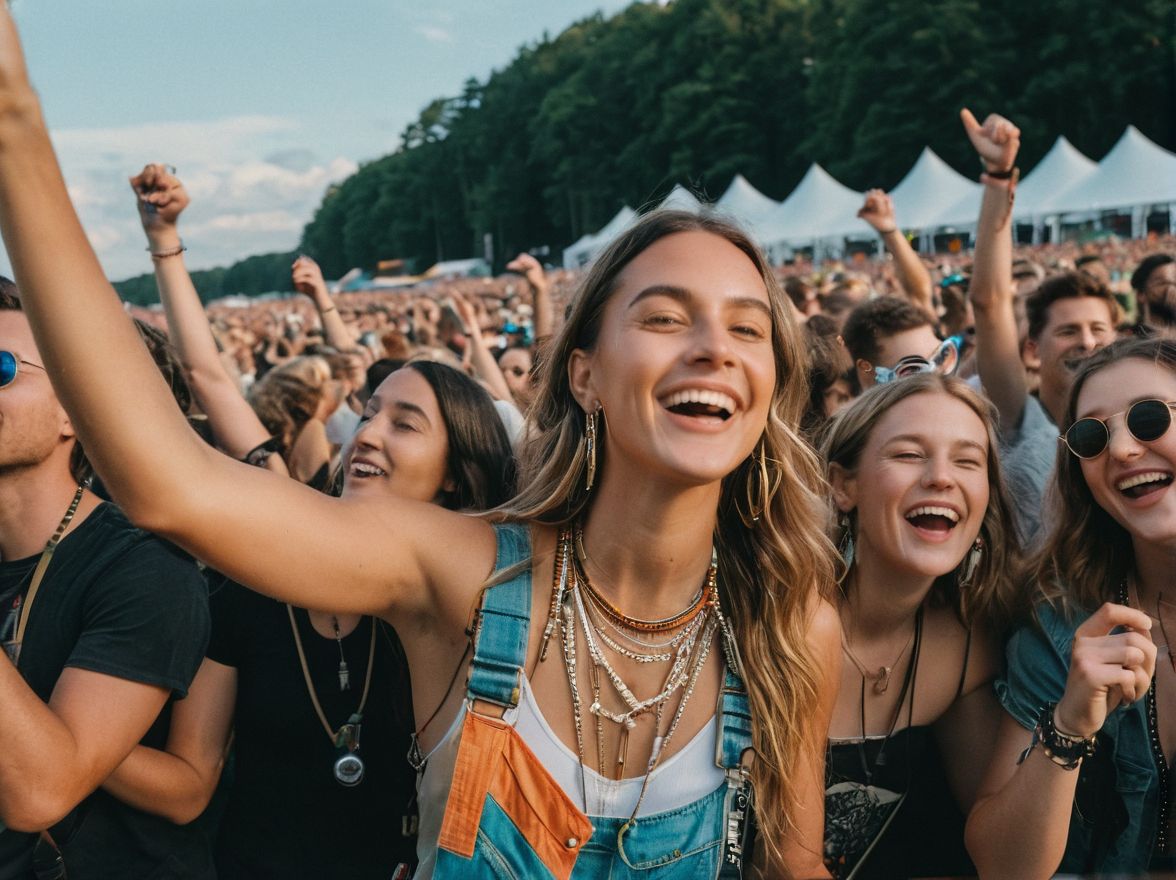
top-left (984, 166), bottom-right (1017, 180)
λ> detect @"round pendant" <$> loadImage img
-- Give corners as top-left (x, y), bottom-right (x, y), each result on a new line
top-left (334, 751), bottom-right (365, 787)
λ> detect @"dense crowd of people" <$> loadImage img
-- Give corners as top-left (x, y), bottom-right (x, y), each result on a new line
top-left (1, 7), bottom-right (1175, 878)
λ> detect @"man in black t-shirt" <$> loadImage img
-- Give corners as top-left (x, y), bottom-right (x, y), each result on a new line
top-left (0, 286), bottom-right (210, 879)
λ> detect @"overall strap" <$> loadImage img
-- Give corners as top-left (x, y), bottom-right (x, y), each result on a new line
top-left (466, 523), bottom-right (532, 709)
top-left (716, 663), bottom-right (754, 879)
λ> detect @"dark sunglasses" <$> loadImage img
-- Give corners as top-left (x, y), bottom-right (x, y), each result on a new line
top-left (1060, 399), bottom-right (1176, 459)
top-left (0, 350), bottom-right (46, 388)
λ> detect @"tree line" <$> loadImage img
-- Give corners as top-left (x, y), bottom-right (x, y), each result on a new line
top-left (115, 0), bottom-right (1175, 304)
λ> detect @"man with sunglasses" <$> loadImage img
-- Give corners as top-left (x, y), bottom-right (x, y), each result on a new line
top-left (842, 295), bottom-right (962, 392)
top-left (0, 284), bottom-right (210, 878)
top-left (963, 109), bottom-right (1120, 543)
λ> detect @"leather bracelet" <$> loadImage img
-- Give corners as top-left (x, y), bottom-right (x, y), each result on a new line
top-left (1017, 703), bottom-right (1096, 770)
top-left (984, 165), bottom-right (1018, 180)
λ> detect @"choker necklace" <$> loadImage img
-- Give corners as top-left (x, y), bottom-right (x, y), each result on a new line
top-left (841, 616), bottom-right (917, 696)
top-left (287, 608), bottom-right (376, 786)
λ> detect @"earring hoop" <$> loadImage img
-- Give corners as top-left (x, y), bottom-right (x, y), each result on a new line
top-left (737, 441), bottom-right (773, 526)
top-left (837, 511), bottom-right (855, 580)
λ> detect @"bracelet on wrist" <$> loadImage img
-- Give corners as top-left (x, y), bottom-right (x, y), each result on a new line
top-left (242, 436), bottom-right (282, 468)
top-left (148, 240), bottom-right (186, 260)
top-left (1017, 703), bottom-right (1096, 771)
top-left (984, 165), bottom-right (1017, 180)
top-left (877, 227), bottom-right (899, 235)
top-left (319, 305), bottom-right (337, 315)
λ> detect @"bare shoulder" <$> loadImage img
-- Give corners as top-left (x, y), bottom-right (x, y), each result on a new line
top-left (806, 595), bottom-right (843, 670)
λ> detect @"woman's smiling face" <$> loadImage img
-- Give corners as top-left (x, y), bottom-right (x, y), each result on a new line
top-left (1074, 358), bottom-right (1176, 549)
top-left (834, 390), bottom-right (990, 581)
top-left (569, 230), bottom-right (778, 489)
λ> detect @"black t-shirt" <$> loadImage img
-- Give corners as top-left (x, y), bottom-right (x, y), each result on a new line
top-left (205, 577), bottom-right (418, 879)
top-left (0, 503), bottom-right (211, 880)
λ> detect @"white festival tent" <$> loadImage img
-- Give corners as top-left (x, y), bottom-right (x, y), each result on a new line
top-left (715, 174), bottom-right (780, 229)
top-left (883, 147), bottom-right (980, 247)
top-left (561, 205), bottom-right (637, 268)
top-left (754, 164), bottom-right (864, 254)
top-left (1046, 126), bottom-right (1176, 237)
top-left (657, 184), bottom-right (705, 213)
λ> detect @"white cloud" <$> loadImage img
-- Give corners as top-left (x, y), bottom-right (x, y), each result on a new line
top-left (415, 24), bottom-right (453, 43)
top-left (0, 115), bottom-right (358, 281)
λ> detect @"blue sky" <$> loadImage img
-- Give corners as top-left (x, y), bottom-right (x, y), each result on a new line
top-left (5, 0), bottom-right (632, 280)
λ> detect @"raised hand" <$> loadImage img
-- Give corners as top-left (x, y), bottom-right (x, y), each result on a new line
top-left (291, 256), bottom-right (329, 302)
top-left (129, 164), bottom-right (188, 236)
top-left (506, 252), bottom-right (545, 292)
top-left (1054, 603), bottom-right (1156, 738)
top-left (857, 189), bottom-right (897, 233)
top-left (960, 108), bottom-right (1021, 176)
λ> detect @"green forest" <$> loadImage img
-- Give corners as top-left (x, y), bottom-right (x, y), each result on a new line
top-left (114, 0), bottom-right (1175, 305)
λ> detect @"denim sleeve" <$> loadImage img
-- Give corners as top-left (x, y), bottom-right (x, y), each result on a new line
top-left (995, 611), bottom-right (1073, 731)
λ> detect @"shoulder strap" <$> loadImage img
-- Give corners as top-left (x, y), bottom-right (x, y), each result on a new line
top-left (955, 625), bottom-right (974, 700)
top-left (716, 665), bottom-right (752, 771)
top-left (466, 523), bottom-right (532, 708)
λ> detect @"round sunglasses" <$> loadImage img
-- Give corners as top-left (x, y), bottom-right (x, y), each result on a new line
top-left (0, 350), bottom-right (46, 388)
top-left (1060, 399), bottom-right (1176, 459)
top-left (871, 334), bottom-right (964, 385)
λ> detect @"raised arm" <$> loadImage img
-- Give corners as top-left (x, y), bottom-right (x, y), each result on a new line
top-left (858, 190), bottom-right (935, 319)
top-left (451, 291), bottom-right (514, 402)
top-left (101, 658), bottom-right (236, 825)
top-left (507, 252), bottom-right (552, 341)
top-left (965, 604), bottom-right (1156, 878)
top-left (292, 255), bottom-right (355, 352)
top-left (0, 6), bottom-right (493, 625)
top-left (130, 164), bottom-right (286, 472)
top-left (961, 108), bottom-right (1027, 431)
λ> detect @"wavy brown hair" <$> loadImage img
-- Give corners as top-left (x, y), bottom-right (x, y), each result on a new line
top-left (821, 373), bottom-right (1023, 632)
top-left (496, 209), bottom-right (838, 862)
top-left (1035, 337), bottom-right (1176, 616)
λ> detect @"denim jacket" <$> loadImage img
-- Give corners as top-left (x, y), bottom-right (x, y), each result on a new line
top-left (996, 600), bottom-right (1158, 874)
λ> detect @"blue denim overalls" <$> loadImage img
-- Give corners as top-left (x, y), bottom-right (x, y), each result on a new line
top-left (432, 524), bottom-right (755, 879)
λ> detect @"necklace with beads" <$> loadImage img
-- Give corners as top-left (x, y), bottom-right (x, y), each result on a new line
top-left (542, 523), bottom-right (723, 823)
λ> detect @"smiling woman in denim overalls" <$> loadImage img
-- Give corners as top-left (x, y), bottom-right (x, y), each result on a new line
top-left (0, 10), bottom-right (841, 874)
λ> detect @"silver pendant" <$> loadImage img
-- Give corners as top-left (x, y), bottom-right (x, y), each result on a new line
top-left (334, 751), bottom-right (365, 786)
top-left (338, 659), bottom-right (351, 691)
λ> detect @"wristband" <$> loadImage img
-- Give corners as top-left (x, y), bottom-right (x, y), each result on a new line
top-left (984, 165), bottom-right (1018, 180)
top-left (1017, 703), bottom-right (1096, 770)
top-left (242, 436), bottom-right (282, 468)
top-left (149, 240), bottom-right (186, 260)
top-left (876, 227), bottom-right (899, 235)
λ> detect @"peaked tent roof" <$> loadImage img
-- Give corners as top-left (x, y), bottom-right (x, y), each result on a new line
top-left (754, 163), bottom-right (864, 245)
top-left (657, 184), bottom-right (704, 213)
top-left (1048, 126), bottom-right (1176, 214)
top-left (887, 147), bottom-right (980, 230)
top-left (716, 174), bottom-right (780, 229)
top-left (561, 205), bottom-right (638, 269)
top-left (1012, 136), bottom-right (1099, 219)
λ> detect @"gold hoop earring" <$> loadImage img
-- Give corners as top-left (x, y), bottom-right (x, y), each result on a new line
top-left (584, 405), bottom-right (600, 492)
top-left (737, 442), bottom-right (772, 527)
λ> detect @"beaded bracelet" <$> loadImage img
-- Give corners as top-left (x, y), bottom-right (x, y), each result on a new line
top-left (1017, 703), bottom-right (1096, 770)
top-left (149, 240), bottom-right (186, 260)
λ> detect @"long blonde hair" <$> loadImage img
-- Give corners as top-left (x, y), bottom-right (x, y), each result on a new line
top-left (497, 210), bottom-right (837, 861)
top-left (820, 374), bottom-right (1022, 631)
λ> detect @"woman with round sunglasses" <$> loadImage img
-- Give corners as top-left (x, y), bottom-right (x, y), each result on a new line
top-left (965, 337), bottom-right (1173, 877)
top-left (0, 16), bottom-right (840, 874)
top-left (820, 373), bottom-right (1021, 879)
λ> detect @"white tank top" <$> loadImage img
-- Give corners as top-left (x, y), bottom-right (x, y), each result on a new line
top-left (412, 676), bottom-right (724, 879)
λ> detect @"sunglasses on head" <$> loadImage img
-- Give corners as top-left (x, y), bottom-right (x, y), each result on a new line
top-left (1060, 399), bottom-right (1176, 459)
top-left (0, 350), bottom-right (46, 388)
top-left (872, 335), bottom-right (964, 385)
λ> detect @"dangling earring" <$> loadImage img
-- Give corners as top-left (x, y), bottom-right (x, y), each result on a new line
top-left (960, 536), bottom-right (983, 586)
top-left (584, 405), bottom-right (600, 493)
top-left (838, 511), bottom-right (855, 575)
top-left (738, 442), bottom-right (771, 526)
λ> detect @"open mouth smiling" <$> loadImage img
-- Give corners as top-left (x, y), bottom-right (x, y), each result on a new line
top-left (904, 505), bottom-right (961, 534)
top-left (349, 460), bottom-right (387, 478)
top-left (660, 388), bottom-right (737, 422)
top-left (1116, 470), bottom-right (1173, 499)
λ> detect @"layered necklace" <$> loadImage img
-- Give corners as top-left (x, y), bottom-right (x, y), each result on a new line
top-left (540, 523), bottom-right (730, 825)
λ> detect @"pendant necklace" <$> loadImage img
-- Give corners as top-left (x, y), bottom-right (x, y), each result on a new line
top-left (841, 617), bottom-right (917, 695)
top-left (332, 615), bottom-right (351, 691)
top-left (287, 607), bottom-right (377, 786)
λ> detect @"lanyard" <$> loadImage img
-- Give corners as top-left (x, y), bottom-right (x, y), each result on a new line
top-left (286, 605), bottom-right (377, 745)
top-left (6, 485), bottom-right (85, 666)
